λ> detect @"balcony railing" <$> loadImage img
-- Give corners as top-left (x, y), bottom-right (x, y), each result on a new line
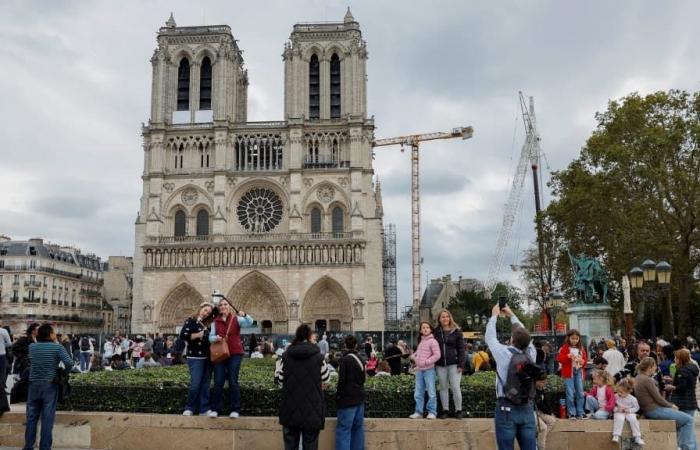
top-left (22, 297), bottom-right (40, 304)
top-left (0, 265), bottom-right (84, 280)
top-left (153, 231), bottom-right (361, 245)
top-left (303, 156), bottom-right (350, 169)
top-left (24, 281), bottom-right (42, 289)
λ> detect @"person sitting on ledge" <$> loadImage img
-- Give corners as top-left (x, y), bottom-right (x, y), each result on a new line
top-left (136, 351), bottom-right (161, 369)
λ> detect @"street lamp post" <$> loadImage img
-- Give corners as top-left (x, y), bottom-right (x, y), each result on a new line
top-left (546, 290), bottom-right (566, 340)
top-left (629, 259), bottom-right (672, 340)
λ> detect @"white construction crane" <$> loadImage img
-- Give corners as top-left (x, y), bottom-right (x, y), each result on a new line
top-left (373, 126), bottom-right (474, 313)
top-left (486, 92), bottom-right (545, 294)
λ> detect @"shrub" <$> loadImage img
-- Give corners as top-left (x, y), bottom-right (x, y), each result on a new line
top-left (63, 359), bottom-right (568, 417)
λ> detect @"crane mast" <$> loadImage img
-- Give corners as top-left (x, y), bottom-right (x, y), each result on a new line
top-left (486, 93), bottom-right (545, 295)
top-left (373, 126), bottom-right (474, 314)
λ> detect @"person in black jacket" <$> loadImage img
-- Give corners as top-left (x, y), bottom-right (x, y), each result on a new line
top-left (335, 335), bottom-right (366, 450)
top-left (179, 302), bottom-right (214, 416)
top-left (434, 310), bottom-right (465, 419)
top-left (668, 348), bottom-right (699, 421)
top-left (275, 324), bottom-right (330, 450)
top-left (384, 341), bottom-right (403, 376)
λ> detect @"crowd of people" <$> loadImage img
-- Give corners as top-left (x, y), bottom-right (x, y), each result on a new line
top-left (5, 301), bottom-right (700, 450)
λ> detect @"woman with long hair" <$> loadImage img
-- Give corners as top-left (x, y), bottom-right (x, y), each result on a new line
top-left (669, 348), bottom-right (699, 449)
top-left (208, 298), bottom-right (254, 418)
top-left (434, 309), bottom-right (465, 419)
top-left (275, 323), bottom-right (330, 450)
top-left (557, 329), bottom-right (587, 419)
top-left (179, 302), bottom-right (214, 416)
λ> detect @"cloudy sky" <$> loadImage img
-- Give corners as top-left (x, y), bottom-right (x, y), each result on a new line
top-left (2, 1), bottom-right (699, 311)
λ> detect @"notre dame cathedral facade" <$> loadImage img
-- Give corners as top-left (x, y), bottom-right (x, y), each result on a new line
top-left (132, 10), bottom-right (385, 334)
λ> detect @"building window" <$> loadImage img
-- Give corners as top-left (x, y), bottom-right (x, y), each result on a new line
top-left (310, 207), bottom-right (322, 233)
top-left (330, 53), bottom-right (341, 119)
top-left (12, 290), bottom-right (18, 303)
top-left (332, 206), bottom-right (344, 233)
top-left (196, 210), bottom-right (209, 236)
top-left (29, 260), bottom-right (36, 269)
top-left (177, 58), bottom-right (190, 111)
top-left (174, 210), bottom-right (186, 237)
top-left (199, 57), bottom-right (212, 110)
top-left (309, 54), bottom-right (320, 120)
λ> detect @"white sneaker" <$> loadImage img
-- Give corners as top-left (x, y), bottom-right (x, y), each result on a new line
top-left (426, 413), bottom-right (437, 420)
top-left (611, 435), bottom-right (620, 443)
top-left (408, 413), bottom-right (422, 419)
top-left (182, 410), bottom-right (193, 416)
top-left (229, 412), bottom-right (240, 418)
top-left (634, 437), bottom-right (645, 446)
top-left (207, 410), bottom-right (218, 418)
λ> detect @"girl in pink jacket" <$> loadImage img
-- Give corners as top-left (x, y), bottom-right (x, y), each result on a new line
top-left (409, 322), bottom-right (441, 419)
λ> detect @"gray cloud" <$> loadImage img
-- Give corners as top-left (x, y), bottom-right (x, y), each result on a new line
top-left (2, 0), bottom-right (700, 312)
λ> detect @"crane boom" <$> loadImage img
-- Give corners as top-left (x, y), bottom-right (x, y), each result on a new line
top-left (373, 125), bottom-right (474, 316)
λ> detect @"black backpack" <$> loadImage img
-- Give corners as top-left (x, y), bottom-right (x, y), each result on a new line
top-left (80, 337), bottom-right (90, 351)
top-left (498, 347), bottom-right (541, 405)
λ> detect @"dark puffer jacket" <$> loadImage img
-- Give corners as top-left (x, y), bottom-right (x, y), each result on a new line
top-left (670, 363), bottom-right (699, 411)
top-left (434, 327), bottom-right (465, 368)
top-left (277, 342), bottom-right (329, 430)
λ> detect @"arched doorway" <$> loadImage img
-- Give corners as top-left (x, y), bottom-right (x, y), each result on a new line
top-left (302, 276), bottom-right (352, 332)
top-left (158, 282), bottom-right (204, 332)
top-left (226, 271), bottom-right (288, 334)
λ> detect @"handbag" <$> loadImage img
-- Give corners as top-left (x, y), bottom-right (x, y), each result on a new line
top-left (210, 316), bottom-right (234, 364)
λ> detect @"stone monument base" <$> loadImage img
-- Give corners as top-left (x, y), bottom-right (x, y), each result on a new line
top-left (566, 304), bottom-right (612, 343)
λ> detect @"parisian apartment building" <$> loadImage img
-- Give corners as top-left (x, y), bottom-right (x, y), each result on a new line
top-left (0, 236), bottom-right (112, 336)
top-left (102, 256), bottom-right (133, 335)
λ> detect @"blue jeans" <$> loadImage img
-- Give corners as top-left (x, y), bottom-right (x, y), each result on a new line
top-left (494, 399), bottom-right (537, 450)
top-left (24, 381), bottom-right (58, 450)
top-left (645, 407), bottom-right (696, 450)
top-left (79, 351), bottom-right (90, 372)
top-left (185, 358), bottom-right (212, 414)
top-left (212, 354), bottom-right (242, 414)
top-left (335, 404), bottom-right (365, 450)
top-left (564, 370), bottom-right (584, 417)
top-left (414, 368), bottom-right (437, 415)
top-left (584, 396), bottom-right (609, 419)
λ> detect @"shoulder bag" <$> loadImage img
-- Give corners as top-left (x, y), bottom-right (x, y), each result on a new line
top-left (210, 316), bottom-right (234, 364)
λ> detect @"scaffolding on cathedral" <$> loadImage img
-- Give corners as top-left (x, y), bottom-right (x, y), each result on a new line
top-left (383, 224), bottom-right (398, 328)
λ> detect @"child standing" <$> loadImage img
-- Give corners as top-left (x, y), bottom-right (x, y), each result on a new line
top-left (585, 369), bottom-right (615, 419)
top-left (557, 329), bottom-right (587, 418)
top-left (612, 378), bottom-right (644, 446)
top-left (409, 322), bottom-right (441, 420)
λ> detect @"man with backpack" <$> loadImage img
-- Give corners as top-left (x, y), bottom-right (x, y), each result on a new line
top-left (485, 303), bottom-right (538, 450)
top-left (78, 335), bottom-right (92, 372)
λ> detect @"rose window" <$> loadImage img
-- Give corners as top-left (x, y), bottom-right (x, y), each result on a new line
top-left (237, 188), bottom-right (283, 233)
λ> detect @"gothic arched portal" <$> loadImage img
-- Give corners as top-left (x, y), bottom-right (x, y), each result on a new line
top-left (226, 271), bottom-right (288, 333)
top-left (158, 282), bottom-right (204, 332)
top-left (302, 276), bottom-right (353, 333)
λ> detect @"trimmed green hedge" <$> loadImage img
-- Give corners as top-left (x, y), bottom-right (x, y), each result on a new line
top-left (62, 359), bottom-right (568, 418)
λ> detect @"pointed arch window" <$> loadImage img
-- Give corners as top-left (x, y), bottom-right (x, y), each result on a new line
top-left (174, 210), bottom-right (186, 237)
top-left (199, 57), bottom-right (212, 110)
top-left (330, 53), bottom-right (341, 119)
top-left (177, 58), bottom-right (190, 111)
top-left (310, 207), bottom-right (322, 233)
top-left (196, 210), bottom-right (209, 236)
top-left (309, 54), bottom-right (320, 120)
top-left (332, 206), bottom-right (344, 234)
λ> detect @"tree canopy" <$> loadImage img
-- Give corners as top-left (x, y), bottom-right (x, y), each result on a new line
top-left (545, 90), bottom-right (700, 336)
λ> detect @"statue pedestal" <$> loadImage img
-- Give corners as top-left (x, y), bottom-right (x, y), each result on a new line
top-left (566, 304), bottom-right (612, 343)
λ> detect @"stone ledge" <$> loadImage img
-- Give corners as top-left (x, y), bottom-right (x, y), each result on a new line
top-left (0, 412), bottom-right (678, 450)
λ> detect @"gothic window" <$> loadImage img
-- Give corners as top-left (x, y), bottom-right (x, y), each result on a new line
top-left (309, 54), bottom-right (320, 120)
top-left (330, 53), bottom-right (341, 119)
top-left (237, 188), bottom-right (283, 233)
top-left (174, 210), bottom-right (186, 237)
top-left (332, 206), bottom-right (344, 233)
top-left (310, 207), bottom-right (322, 233)
top-left (196, 210), bottom-right (209, 236)
top-left (199, 57), bottom-right (212, 110)
top-left (331, 138), bottom-right (339, 164)
top-left (177, 58), bottom-right (190, 111)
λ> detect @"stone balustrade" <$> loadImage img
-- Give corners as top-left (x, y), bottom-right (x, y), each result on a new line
top-left (0, 412), bottom-right (677, 450)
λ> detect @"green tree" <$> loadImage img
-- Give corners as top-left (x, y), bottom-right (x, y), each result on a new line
top-left (546, 90), bottom-right (700, 336)
top-left (448, 282), bottom-right (530, 332)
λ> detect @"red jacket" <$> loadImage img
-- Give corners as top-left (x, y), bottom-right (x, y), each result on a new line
top-left (557, 343), bottom-right (587, 379)
top-left (212, 314), bottom-right (244, 356)
top-left (587, 385), bottom-right (615, 413)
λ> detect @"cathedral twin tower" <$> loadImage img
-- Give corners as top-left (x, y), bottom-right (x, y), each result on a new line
top-left (132, 10), bottom-right (385, 334)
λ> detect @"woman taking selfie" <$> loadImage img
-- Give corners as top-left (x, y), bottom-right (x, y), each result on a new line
top-left (179, 302), bottom-right (214, 416)
top-left (208, 298), bottom-right (254, 418)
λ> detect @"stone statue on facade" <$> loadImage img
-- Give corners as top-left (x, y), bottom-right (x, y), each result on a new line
top-left (567, 249), bottom-right (609, 304)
